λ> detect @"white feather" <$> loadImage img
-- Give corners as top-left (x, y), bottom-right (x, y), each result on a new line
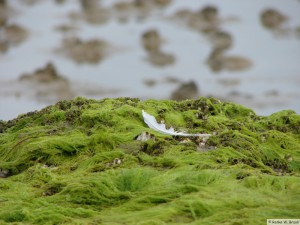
top-left (142, 110), bottom-right (211, 137)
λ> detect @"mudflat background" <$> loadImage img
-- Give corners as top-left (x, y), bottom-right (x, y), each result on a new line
top-left (1, 0), bottom-right (300, 120)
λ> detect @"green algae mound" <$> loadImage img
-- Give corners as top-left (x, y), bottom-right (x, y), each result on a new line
top-left (0, 97), bottom-right (299, 224)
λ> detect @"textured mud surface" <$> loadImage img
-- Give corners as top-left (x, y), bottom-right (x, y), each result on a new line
top-left (0, 97), bottom-right (300, 224)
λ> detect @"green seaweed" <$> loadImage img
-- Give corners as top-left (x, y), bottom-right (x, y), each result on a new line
top-left (0, 97), bottom-right (299, 224)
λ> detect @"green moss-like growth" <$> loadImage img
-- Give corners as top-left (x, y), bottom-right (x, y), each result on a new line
top-left (0, 97), bottom-right (299, 224)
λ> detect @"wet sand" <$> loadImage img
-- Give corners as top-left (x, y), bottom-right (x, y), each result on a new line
top-left (0, 0), bottom-right (300, 120)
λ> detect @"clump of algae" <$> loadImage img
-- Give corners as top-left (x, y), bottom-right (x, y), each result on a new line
top-left (0, 97), bottom-right (299, 224)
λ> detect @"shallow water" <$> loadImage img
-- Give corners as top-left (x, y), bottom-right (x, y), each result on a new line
top-left (1, 0), bottom-right (300, 120)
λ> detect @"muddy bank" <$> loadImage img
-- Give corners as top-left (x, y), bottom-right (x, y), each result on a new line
top-left (1, 1), bottom-right (300, 120)
top-left (0, 62), bottom-right (120, 104)
top-left (0, 97), bottom-right (299, 224)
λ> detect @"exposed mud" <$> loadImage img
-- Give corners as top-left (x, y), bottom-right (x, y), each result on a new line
top-left (56, 37), bottom-right (111, 64)
top-left (0, 0), bottom-right (300, 120)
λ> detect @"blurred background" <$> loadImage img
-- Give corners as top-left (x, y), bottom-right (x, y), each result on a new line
top-left (1, 0), bottom-right (300, 120)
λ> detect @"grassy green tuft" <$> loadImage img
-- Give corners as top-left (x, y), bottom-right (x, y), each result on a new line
top-left (0, 97), bottom-right (299, 224)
